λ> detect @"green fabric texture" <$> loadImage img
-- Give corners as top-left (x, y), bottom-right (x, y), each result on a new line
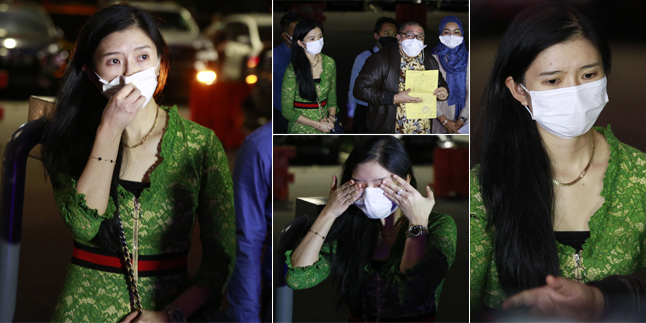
top-left (470, 126), bottom-right (646, 315)
top-left (50, 106), bottom-right (235, 322)
top-left (285, 212), bottom-right (457, 312)
top-left (281, 54), bottom-right (337, 134)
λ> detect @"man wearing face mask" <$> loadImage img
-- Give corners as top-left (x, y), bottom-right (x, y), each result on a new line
top-left (273, 13), bottom-right (304, 134)
top-left (431, 15), bottom-right (469, 134)
top-left (346, 17), bottom-right (400, 133)
top-left (354, 21), bottom-right (450, 134)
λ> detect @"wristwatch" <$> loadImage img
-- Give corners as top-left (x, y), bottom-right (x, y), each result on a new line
top-left (330, 114), bottom-right (337, 122)
top-left (459, 116), bottom-right (468, 123)
top-left (406, 224), bottom-right (429, 238)
top-left (441, 119), bottom-right (448, 126)
top-left (165, 306), bottom-right (187, 323)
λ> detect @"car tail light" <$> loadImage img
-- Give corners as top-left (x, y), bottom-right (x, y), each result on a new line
top-left (247, 56), bottom-right (260, 68)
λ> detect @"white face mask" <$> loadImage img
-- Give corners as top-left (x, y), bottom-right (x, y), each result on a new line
top-left (520, 76), bottom-right (609, 139)
top-left (439, 35), bottom-right (463, 49)
top-left (303, 38), bottom-right (324, 55)
top-left (353, 187), bottom-right (398, 219)
top-left (400, 38), bottom-right (426, 57)
top-left (95, 60), bottom-right (159, 108)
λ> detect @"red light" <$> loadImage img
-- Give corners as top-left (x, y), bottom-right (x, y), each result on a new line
top-left (247, 56), bottom-right (260, 68)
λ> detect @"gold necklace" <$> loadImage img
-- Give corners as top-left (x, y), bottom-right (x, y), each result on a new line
top-left (310, 54), bottom-right (320, 67)
top-left (553, 132), bottom-right (595, 187)
top-left (125, 106), bottom-right (159, 149)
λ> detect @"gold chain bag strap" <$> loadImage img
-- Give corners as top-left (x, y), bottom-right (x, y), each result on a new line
top-left (111, 179), bottom-right (143, 313)
top-left (117, 214), bottom-right (143, 312)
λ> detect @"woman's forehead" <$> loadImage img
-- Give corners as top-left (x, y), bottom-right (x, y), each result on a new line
top-left (352, 161), bottom-right (391, 180)
top-left (527, 37), bottom-right (601, 76)
top-left (95, 27), bottom-right (156, 55)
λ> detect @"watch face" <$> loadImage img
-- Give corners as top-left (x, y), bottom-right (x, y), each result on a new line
top-left (410, 226), bottom-right (420, 235)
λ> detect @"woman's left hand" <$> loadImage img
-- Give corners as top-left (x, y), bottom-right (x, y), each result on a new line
top-left (121, 310), bottom-right (169, 323)
top-left (434, 87), bottom-right (449, 101)
top-left (381, 174), bottom-right (435, 224)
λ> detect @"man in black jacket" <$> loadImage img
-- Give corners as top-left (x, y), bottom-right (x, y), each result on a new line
top-left (354, 20), bottom-right (449, 134)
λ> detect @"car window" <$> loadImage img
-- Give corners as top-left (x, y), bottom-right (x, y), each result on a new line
top-left (0, 9), bottom-right (54, 38)
top-left (151, 11), bottom-right (191, 32)
top-left (224, 22), bottom-right (250, 45)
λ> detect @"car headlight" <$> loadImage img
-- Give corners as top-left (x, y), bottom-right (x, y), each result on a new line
top-left (197, 71), bottom-right (216, 85)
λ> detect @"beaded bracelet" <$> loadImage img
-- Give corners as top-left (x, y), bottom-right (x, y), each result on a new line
top-left (88, 156), bottom-right (115, 163)
top-left (309, 229), bottom-right (325, 240)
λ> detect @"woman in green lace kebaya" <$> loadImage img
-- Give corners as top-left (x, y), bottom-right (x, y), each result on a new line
top-left (41, 5), bottom-right (234, 322)
top-left (287, 137), bottom-right (456, 321)
top-left (281, 18), bottom-right (338, 134)
top-left (471, 3), bottom-right (646, 321)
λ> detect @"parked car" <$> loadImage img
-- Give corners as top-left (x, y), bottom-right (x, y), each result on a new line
top-left (118, 1), bottom-right (219, 102)
top-left (212, 13), bottom-right (271, 82)
top-left (0, 1), bottom-right (66, 96)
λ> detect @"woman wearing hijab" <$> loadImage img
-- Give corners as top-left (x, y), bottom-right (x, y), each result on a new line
top-left (431, 16), bottom-right (469, 134)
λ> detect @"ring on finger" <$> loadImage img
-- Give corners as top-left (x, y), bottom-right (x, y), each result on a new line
top-left (397, 188), bottom-right (405, 195)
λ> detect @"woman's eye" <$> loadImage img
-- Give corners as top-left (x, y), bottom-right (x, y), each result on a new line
top-left (140, 54), bottom-right (148, 60)
top-left (108, 58), bottom-right (119, 65)
top-left (546, 79), bottom-right (559, 85)
top-left (583, 73), bottom-right (596, 79)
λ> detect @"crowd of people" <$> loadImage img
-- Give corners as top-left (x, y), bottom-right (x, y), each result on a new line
top-left (273, 13), bottom-right (469, 134)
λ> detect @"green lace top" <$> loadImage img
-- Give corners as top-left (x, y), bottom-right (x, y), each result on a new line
top-left (50, 106), bottom-right (235, 322)
top-left (285, 212), bottom-right (457, 319)
top-left (470, 126), bottom-right (646, 316)
top-left (281, 54), bottom-right (337, 134)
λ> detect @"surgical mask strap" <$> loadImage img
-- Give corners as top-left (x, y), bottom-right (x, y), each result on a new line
top-left (518, 83), bottom-right (534, 117)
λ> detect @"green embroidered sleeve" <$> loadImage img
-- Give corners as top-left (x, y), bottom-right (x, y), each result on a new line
top-left (391, 212), bottom-right (457, 309)
top-left (192, 130), bottom-right (236, 297)
top-left (281, 63), bottom-right (300, 123)
top-left (51, 173), bottom-right (117, 242)
top-left (469, 166), bottom-right (499, 314)
top-left (285, 242), bottom-right (335, 290)
top-left (324, 56), bottom-right (338, 112)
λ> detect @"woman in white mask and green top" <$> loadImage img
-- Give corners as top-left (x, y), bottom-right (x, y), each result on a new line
top-left (281, 18), bottom-right (338, 134)
top-left (471, 2), bottom-right (646, 322)
top-left (286, 136), bottom-right (456, 321)
top-left (41, 5), bottom-right (235, 322)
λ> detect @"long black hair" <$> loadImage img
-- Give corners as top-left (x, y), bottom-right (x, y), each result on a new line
top-left (326, 136), bottom-right (417, 313)
top-left (41, 4), bottom-right (170, 250)
top-left (477, 2), bottom-right (611, 296)
top-left (290, 18), bottom-right (322, 102)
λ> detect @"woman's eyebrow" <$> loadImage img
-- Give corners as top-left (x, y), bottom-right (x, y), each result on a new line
top-left (580, 62), bottom-right (601, 70)
top-left (538, 70), bottom-right (563, 77)
top-left (135, 45), bottom-right (152, 51)
top-left (101, 51), bottom-right (122, 58)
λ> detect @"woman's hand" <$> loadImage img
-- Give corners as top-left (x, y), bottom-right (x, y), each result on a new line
top-left (320, 175), bottom-right (364, 218)
top-left (502, 275), bottom-right (604, 321)
top-left (121, 310), bottom-right (169, 323)
top-left (316, 119), bottom-right (332, 133)
top-left (434, 86), bottom-right (449, 101)
top-left (100, 84), bottom-right (146, 132)
top-left (381, 174), bottom-right (434, 224)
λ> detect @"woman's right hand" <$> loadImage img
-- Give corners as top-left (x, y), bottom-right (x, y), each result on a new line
top-left (100, 84), bottom-right (146, 132)
top-left (317, 120), bottom-right (332, 133)
top-left (321, 175), bottom-right (363, 218)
